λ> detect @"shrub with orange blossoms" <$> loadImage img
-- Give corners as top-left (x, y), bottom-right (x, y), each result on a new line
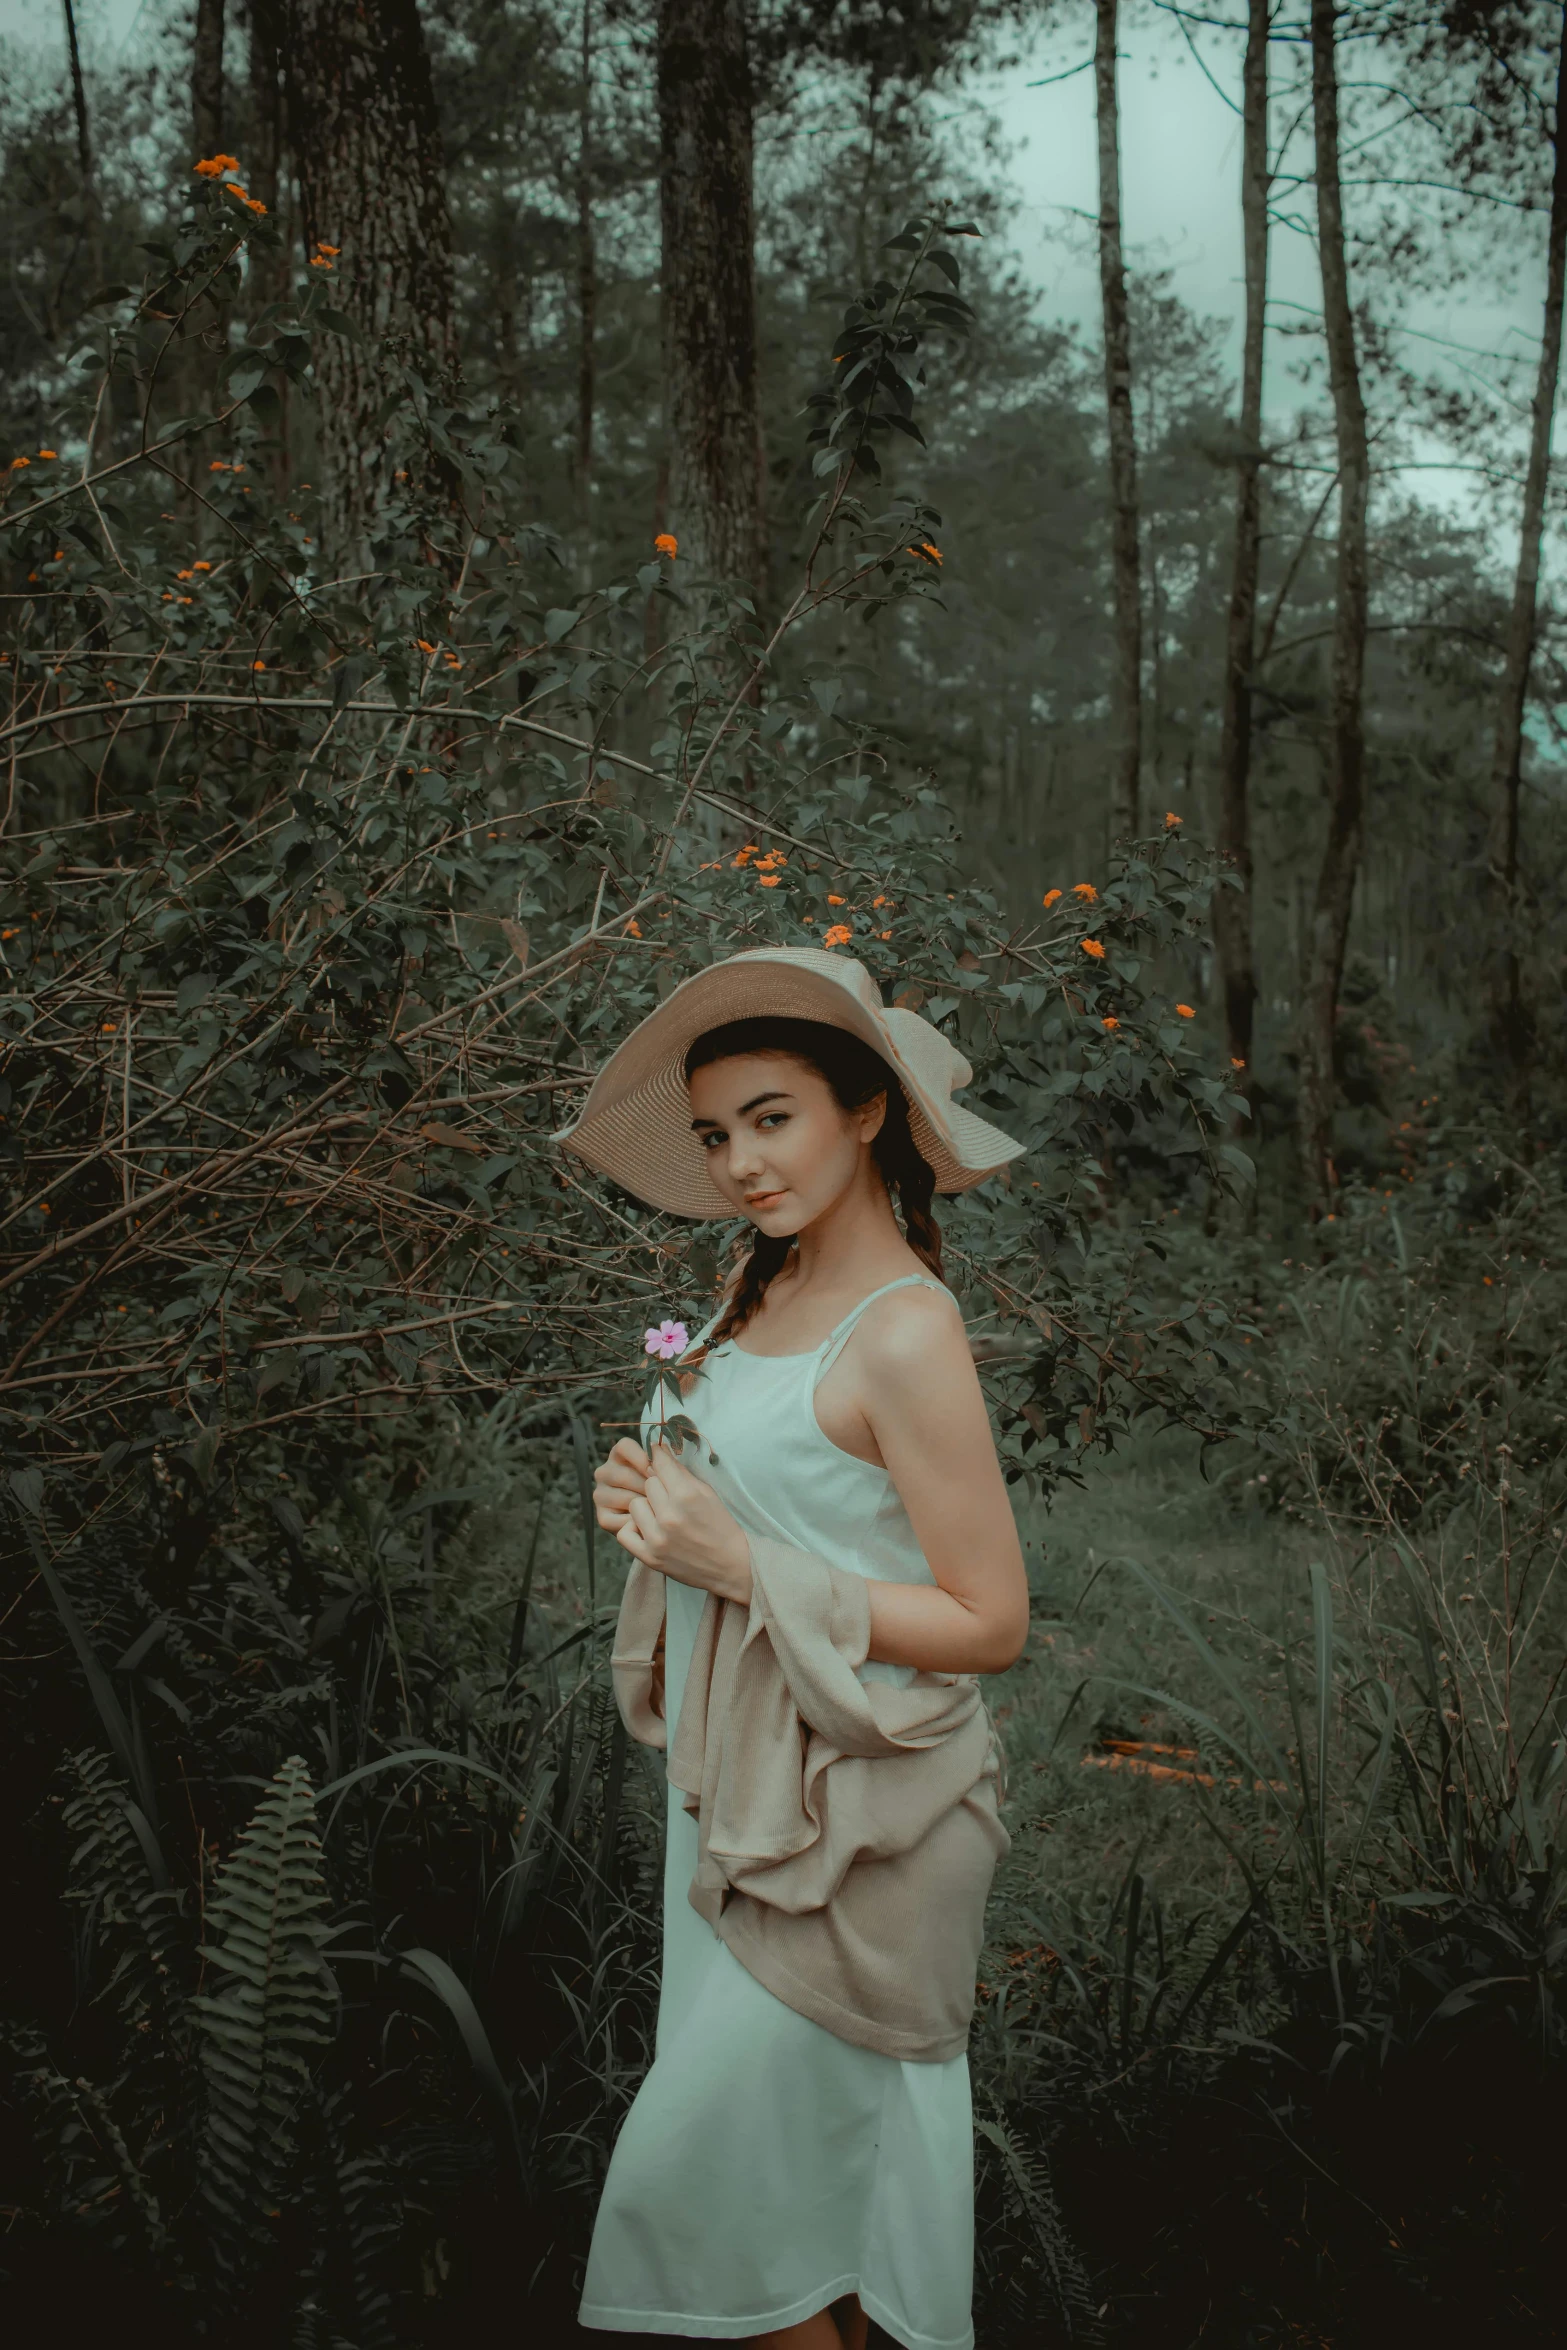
top-left (654, 532), bottom-right (678, 557)
top-left (1080, 938), bottom-right (1105, 959)
top-left (193, 153), bottom-right (240, 178)
top-left (1073, 882), bottom-right (1097, 902)
top-left (823, 924), bottom-right (853, 948)
top-left (1042, 888), bottom-right (1062, 909)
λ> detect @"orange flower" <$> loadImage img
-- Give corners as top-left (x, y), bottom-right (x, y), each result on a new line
top-left (38, 448), bottom-right (57, 460)
top-left (209, 460), bottom-right (230, 472)
top-left (416, 638), bottom-right (437, 654)
top-left (826, 893), bottom-right (846, 906)
top-left (908, 540), bottom-right (943, 565)
top-left (193, 153), bottom-right (238, 177)
top-left (625, 918), bottom-right (643, 937)
top-left (1175, 1003), bottom-right (1195, 1018)
top-left (872, 895), bottom-right (890, 908)
top-left (193, 560), bottom-right (212, 572)
top-left (223, 181), bottom-right (251, 203)
top-left (315, 241), bottom-right (341, 257)
top-left (244, 197), bottom-right (267, 216)
top-left (823, 924), bottom-right (853, 948)
top-left (310, 255), bottom-right (333, 269)
top-left (252, 659), bottom-right (267, 672)
top-left (1042, 888), bottom-right (1062, 909)
top-left (1165, 810), bottom-right (1182, 829)
top-left (757, 874), bottom-right (780, 888)
top-left (1080, 938), bottom-right (1105, 960)
top-left (802, 915), bottom-right (815, 924)
top-left (1230, 1056), bottom-right (1246, 1070)
top-left (9, 455), bottom-right (30, 470)
top-left (654, 532), bottom-right (678, 557)
top-left (1073, 882), bottom-right (1098, 902)
top-left (878, 929), bottom-right (892, 940)
top-left (176, 568), bottom-right (193, 580)
top-left (1102, 1016), bottom-right (1120, 1030)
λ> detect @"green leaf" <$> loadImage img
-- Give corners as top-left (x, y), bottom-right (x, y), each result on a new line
top-left (194, 1757), bottom-right (334, 2281)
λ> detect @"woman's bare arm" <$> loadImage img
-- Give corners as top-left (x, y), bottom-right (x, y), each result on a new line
top-left (852, 1289), bottom-right (1031, 1676)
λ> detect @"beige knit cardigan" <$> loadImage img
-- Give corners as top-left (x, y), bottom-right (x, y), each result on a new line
top-left (612, 1538), bottom-right (1010, 2062)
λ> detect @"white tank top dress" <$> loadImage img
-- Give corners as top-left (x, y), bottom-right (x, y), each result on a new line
top-left (578, 1275), bottom-right (980, 2350)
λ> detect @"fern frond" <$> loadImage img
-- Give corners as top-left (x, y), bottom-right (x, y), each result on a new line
top-left (194, 1753), bottom-right (335, 2278)
top-left (975, 2108), bottom-right (1100, 2343)
top-left (63, 1747), bottom-right (183, 2036)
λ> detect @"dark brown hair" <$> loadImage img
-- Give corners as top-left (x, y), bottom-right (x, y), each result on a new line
top-left (682, 1015), bottom-right (944, 1356)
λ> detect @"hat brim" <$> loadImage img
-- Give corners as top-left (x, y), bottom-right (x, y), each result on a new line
top-left (554, 948), bottom-right (1025, 1219)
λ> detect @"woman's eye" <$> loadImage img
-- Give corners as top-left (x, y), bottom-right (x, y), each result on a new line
top-left (699, 1131), bottom-right (725, 1150)
top-left (758, 1112), bottom-right (787, 1131)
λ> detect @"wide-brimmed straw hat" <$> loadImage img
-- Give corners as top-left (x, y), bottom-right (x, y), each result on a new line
top-left (554, 945), bottom-right (1025, 1219)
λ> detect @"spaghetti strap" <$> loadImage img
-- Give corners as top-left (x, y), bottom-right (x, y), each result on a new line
top-left (813, 1273), bottom-right (946, 1383)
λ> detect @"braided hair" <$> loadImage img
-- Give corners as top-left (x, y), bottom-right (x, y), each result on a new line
top-left (682, 1016), bottom-right (944, 1359)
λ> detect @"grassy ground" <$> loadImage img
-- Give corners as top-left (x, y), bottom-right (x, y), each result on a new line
top-left (987, 1429), bottom-right (1322, 1945)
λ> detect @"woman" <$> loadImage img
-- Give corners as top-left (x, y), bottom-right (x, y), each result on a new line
top-left (558, 944), bottom-right (1030, 2350)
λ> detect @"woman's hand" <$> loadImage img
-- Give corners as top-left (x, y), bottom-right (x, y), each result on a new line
top-left (611, 1441), bottom-right (752, 1606)
top-left (594, 1436), bottom-right (653, 1537)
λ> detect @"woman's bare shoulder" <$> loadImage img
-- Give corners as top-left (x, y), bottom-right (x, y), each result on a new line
top-left (852, 1277), bottom-right (970, 1370)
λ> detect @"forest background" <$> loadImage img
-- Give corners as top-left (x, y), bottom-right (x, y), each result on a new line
top-left (3, 0), bottom-right (1567, 2343)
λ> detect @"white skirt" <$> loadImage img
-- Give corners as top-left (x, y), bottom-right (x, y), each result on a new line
top-left (579, 1790), bottom-right (976, 2350)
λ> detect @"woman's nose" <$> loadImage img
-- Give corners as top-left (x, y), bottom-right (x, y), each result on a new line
top-left (725, 1132), bottom-right (765, 1182)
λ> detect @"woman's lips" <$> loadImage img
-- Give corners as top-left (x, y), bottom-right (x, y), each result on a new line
top-left (746, 1189), bottom-right (786, 1208)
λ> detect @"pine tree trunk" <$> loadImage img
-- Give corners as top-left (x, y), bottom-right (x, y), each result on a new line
top-left (193, 0), bottom-right (225, 159)
top-left (658, 0), bottom-right (767, 596)
top-left (281, 0), bottom-right (457, 555)
top-left (1296, 0), bottom-right (1370, 1218)
top-left (1095, 0), bottom-right (1141, 840)
top-left (1213, 0), bottom-right (1268, 1101)
top-left (576, 0), bottom-right (597, 586)
top-left (243, 0), bottom-right (290, 477)
top-left (1486, 0), bottom-right (1567, 1106)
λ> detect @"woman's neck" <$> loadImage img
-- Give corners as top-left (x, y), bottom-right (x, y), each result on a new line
top-left (779, 1159), bottom-right (916, 1302)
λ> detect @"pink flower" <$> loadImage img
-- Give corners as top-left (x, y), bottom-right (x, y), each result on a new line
top-left (644, 1318), bottom-right (689, 1361)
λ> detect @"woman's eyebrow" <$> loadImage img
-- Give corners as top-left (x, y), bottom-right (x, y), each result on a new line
top-left (690, 1089), bottom-right (794, 1132)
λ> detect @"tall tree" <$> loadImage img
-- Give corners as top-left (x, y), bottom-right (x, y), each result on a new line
top-left (658, 0), bottom-right (768, 597)
top-left (1295, 0), bottom-right (1370, 1217)
top-left (281, 0), bottom-right (458, 552)
top-left (576, 0), bottom-right (597, 584)
top-left (193, 0), bottom-right (225, 160)
top-left (1213, 0), bottom-right (1270, 1104)
top-left (1095, 0), bottom-right (1141, 839)
top-left (1485, 0), bottom-right (1567, 1100)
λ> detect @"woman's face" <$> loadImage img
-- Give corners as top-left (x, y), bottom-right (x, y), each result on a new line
top-left (687, 1052), bottom-right (885, 1239)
